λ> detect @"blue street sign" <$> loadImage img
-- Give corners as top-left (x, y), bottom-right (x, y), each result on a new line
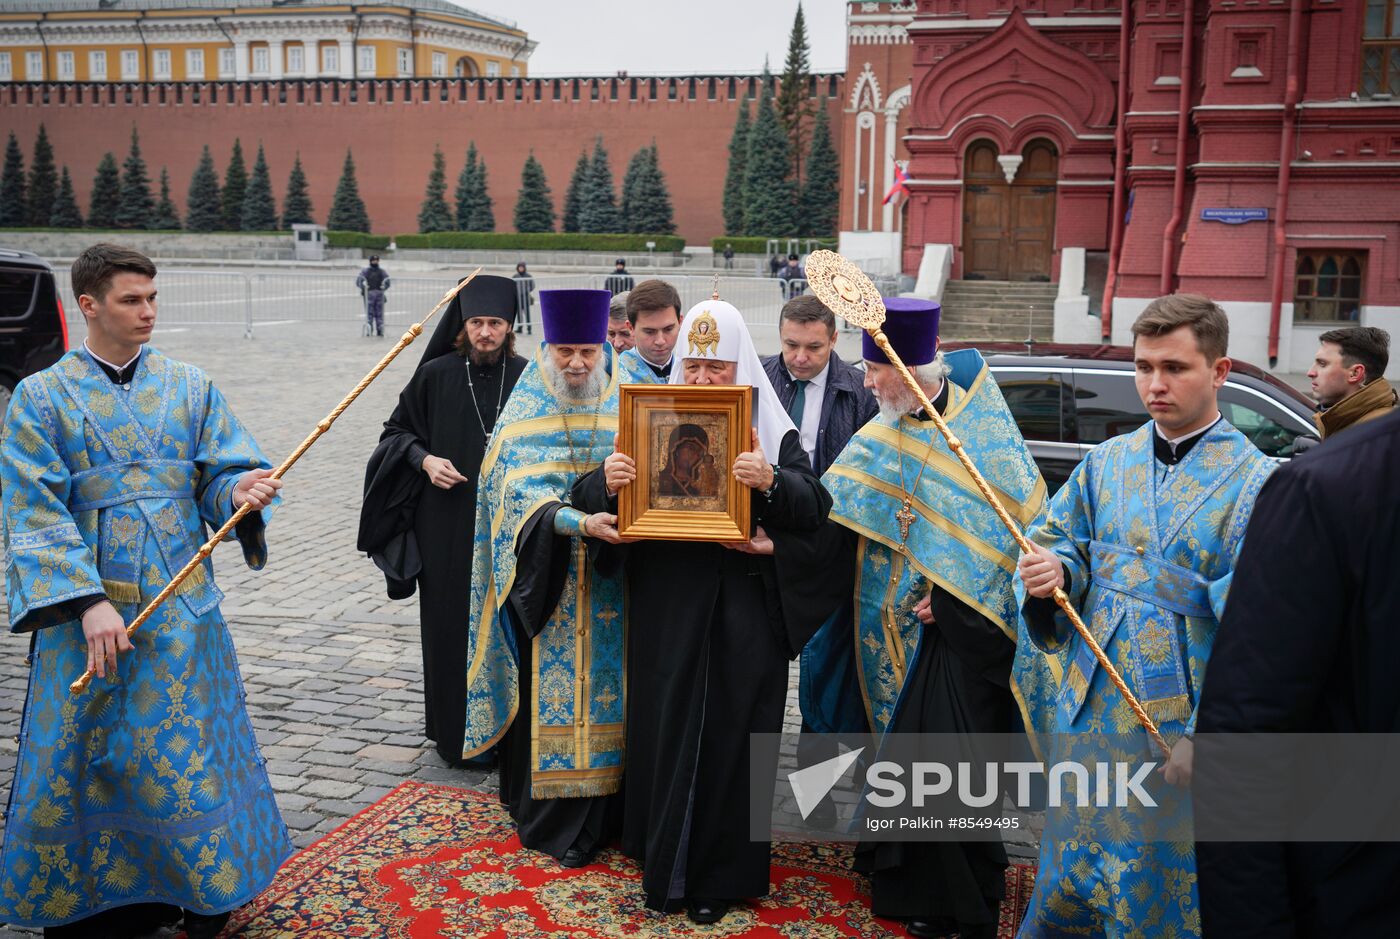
top-left (1201, 208), bottom-right (1269, 224)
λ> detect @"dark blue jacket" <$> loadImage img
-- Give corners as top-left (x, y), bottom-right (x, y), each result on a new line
top-left (762, 350), bottom-right (878, 475)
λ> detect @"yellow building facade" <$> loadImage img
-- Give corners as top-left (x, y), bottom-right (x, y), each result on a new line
top-left (0, 0), bottom-right (532, 83)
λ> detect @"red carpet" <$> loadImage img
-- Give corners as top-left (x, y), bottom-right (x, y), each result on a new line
top-left (226, 782), bottom-right (1036, 938)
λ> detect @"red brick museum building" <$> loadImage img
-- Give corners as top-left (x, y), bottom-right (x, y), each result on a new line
top-left (2, 0), bottom-right (1399, 374)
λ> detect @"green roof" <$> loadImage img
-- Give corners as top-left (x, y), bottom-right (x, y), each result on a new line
top-left (0, 0), bottom-right (519, 33)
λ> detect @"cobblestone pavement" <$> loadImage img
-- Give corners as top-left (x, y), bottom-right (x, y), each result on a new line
top-left (0, 317), bottom-right (1037, 937)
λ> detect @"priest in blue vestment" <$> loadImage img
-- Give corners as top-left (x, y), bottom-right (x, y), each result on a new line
top-left (792, 299), bottom-right (1051, 939)
top-left (0, 245), bottom-right (289, 939)
top-left (615, 279), bottom-right (682, 383)
top-left (462, 289), bottom-right (629, 869)
top-left (1014, 295), bottom-right (1275, 938)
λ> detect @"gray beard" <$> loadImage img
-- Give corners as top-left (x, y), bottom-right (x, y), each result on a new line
top-left (542, 357), bottom-right (606, 402)
top-left (878, 386), bottom-right (918, 422)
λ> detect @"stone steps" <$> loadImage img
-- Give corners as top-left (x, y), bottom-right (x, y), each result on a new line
top-left (940, 280), bottom-right (1057, 343)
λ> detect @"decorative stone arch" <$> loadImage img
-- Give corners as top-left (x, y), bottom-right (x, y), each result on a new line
top-left (849, 62), bottom-right (882, 112)
top-left (881, 83), bottom-right (911, 232)
top-left (453, 55), bottom-right (478, 78)
top-left (911, 9), bottom-right (1114, 138)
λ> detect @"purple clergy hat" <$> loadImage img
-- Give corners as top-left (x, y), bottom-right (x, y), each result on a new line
top-left (540, 289), bottom-right (611, 345)
top-left (863, 297), bottom-right (941, 366)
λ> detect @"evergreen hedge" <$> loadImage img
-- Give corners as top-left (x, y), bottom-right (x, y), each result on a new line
top-left (393, 232), bottom-right (684, 251)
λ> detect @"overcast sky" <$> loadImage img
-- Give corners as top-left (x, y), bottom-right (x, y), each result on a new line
top-left (460, 1), bottom-right (850, 76)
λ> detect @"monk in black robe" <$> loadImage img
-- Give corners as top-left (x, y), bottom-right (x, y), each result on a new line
top-left (572, 298), bottom-right (832, 924)
top-left (358, 274), bottom-right (526, 764)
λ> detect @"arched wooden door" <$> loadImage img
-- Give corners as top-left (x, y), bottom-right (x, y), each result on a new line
top-left (962, 141), bottom-right (1007, 280)
top-left (1009, 140), bottom-right (1058, 281)
top-left (961, 139), bottom-right (1059, 281)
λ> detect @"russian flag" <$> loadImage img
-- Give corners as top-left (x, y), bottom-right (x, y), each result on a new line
top-left (883, 160), bottom-right (910, 205)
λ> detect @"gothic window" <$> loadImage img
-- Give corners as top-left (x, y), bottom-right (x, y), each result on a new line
top-left (1362, 0), bottom-right (1400, 96)
top-left (1294, 251), bottom-right (1365, 322)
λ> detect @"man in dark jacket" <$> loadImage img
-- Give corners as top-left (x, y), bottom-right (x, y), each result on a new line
top-left (356, 255), bottom-right (391, 337)
top-left (761, 295), bottom-right (878, 475)
top-left (1195, 410), bottom-right (1400, 937)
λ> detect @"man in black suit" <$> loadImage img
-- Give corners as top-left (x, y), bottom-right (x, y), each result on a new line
top-left (1195, 411), bottom-right (1400, 938)
top-left (761, 295), bottom-right (877, 475)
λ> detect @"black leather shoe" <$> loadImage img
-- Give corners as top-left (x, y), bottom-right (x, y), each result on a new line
top-left (557, 845), bottom-right (597, 868)
top-left (686, 899), bottom-right (731, 924)
top-left (905, 919), bottom-right (955, 939)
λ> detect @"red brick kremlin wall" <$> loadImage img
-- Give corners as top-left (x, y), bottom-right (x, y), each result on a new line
top-left (1, 75), bottom-right (844, 243)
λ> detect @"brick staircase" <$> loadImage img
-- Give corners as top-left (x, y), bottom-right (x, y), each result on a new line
top-left (939, 280), bottom-right (1057, 342)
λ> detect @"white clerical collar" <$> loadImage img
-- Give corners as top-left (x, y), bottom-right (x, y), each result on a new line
top-left (786, 359), bottom-right (830, 391)
top-left (1154, 412), bottom-right (1220, 450)
top-left (83, 341), bottom-right (141, 374)
top-left (639, 350), bottom-right (672, 369)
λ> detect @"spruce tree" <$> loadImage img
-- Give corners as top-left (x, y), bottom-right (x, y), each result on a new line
top-left (742, 79), bottom-right (798, 236)
top-left (220, 138), bottom-right (248, 231)
top-left (0, 133), bottom-right (27, 227)
top-left (776, 2), bottom-right (815, 185)
top-left (185, 145), bottom-right (223, 232)
top-left (153, 168), bottom-right (181, 229)
top-left (115, 126), bottom-right (155, 230)
top-left (799, 104), bottom-right (839, 237)
top-left (281, 154), bottom-right (314, 227)
top-left (620, 146), bottom-right (648, 234)
top-left (513, 152), bottom-right (555, 233)
top-left (624, 145), bottom-right (675, 235)
top-left (454, 143), bottom-right (480, 231)
top-left (561, 150), bottom-right (589, 234)
top-left (578, 137), bottom-right (621, 234)
top-left (241, 143), bottom-right (277, 231)
top-left (467, 158), bottom-right (495, 232)
top-left (417, 146), bottom-right (454, 233)
top-left (26, 124), bottom-right (57, 228)
top-left (50, 166), bottom-right (83, 228)
top-left (87, 152), bottom-right (122, 229)
top-left (722, 97), bottom-right (751, 237)
top-left (326, 149), bottom-right (370, 232)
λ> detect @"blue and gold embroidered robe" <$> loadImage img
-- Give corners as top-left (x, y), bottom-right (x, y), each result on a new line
top-left (1015, 419), bottom-right (1274, 938)
top-left (616, 347), bottom-right (666, 384)
top-left (463, 346), bottom-right (625, 799)
top-left (0, 349), bottom-right (289, 928)
top-left (817, 349), bottom-right (1051, 745)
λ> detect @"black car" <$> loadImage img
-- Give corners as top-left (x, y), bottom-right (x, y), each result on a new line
top-left (943, 342), bottom-right (1321, 493)
top-left (0, 249), bottom-right (69, 416)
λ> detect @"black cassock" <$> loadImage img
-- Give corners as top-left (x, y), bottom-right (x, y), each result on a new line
top-left (786, 508), bottom-right (1018, 934)
top-left (359, 349), bottom-right (527, 763)
top-left (572, 428), bottom-right (831, 911)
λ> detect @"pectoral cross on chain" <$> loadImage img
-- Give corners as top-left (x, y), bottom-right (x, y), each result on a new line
top-left (896, 497), bottom-right (917, 545)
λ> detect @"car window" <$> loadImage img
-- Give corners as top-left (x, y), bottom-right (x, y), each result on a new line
top-left (1219, 383), bottom-right (1316, 459)
top-left (994, 370), bottom-right (1072, 442)
top-left (1071, 370), bottom-right (1149, 445)
top-left (0, 269), bottom-right (39, 319)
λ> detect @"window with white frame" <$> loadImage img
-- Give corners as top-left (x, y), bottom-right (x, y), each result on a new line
top-left (398, 48), bottom-right (412, 76)
top-left (57, 51), bottom-right (75, 81)
top-left (219, 47), bottom-right (235, 77)
top-left (153, 49), bottom-right (171, 79)
top-left (358, 45), bottom-right (375, 75)
top-left (89, 50), bottom-right (107, 81)
top-left (431, 51), bottom-right (446, 76)
top-left (121, 49), bottom-right (139, 80)
top-left (287, 45), bottom-right (304, 74)
top-left (486, 60), bottom-right (499, 77)
top-left (510, 64), bottom-right (520, 77)
top-left (186, 48), bottom-right (204, 79)
top-left (252, 46), bottom-right (269, 75)
top-left (26, 51), bottom-right (42, 80)
top-left (0, 53), bottom-right (11, 82)
top-left (322, 44), bottom-right (339, 74)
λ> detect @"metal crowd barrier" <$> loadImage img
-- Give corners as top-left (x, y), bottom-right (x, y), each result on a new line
top-left (55, 270), bottom-right (890, 339)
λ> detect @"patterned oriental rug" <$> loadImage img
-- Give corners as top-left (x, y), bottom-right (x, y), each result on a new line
top-left (226, 782), bottom-right (1037, 938)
